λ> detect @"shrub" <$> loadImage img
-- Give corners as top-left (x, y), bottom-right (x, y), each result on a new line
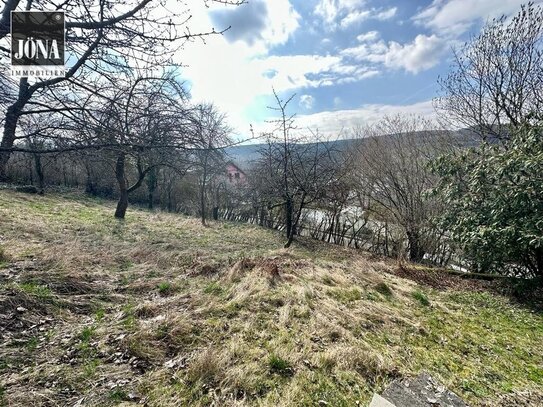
top-left (432, 125), bottom-right (543, 279)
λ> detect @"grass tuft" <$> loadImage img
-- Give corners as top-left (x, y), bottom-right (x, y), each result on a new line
top-left (268, 354), bottom-right (293, 376)
top-left (157, 281), bottom-right (177, 296)
top-left (374, 282), bottom-right (393, 298)
top-left (412, 290), bottom-right (431, 306)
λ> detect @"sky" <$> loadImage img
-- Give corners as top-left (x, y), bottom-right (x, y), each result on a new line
top-left (178, 0), bottom-right (541, 139)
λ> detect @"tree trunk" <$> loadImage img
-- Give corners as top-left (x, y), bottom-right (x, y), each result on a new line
top-left (33, 153), bottom-right (45, 194)
top-left (259, 207), bottom-right (266, 226)
top-left (114, 153), bottom-right (128, 219)
top-left (0, 105), bottom-right (22, 180)
top-left (0, 80), bottom-right (30, 180)
top-left (284, 194), bottom-right (305, 249)
top-left (146, 166), bottom-right (157, 210)
top-left (406, 228), bottom-right (425, 262)
top-left (285, 197), bottom-right (293, 240)
top-left (27, 156), bottom-right (33, 184)
top-left (200, 157), bottom-right (208, 226)
top-left (167, 183), bottom-right (173, 212)
top-left (85, 162), bottom-right (95, 195)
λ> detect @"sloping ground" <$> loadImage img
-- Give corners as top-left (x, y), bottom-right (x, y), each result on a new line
top-left (0, 190), bottom-right (541, 407)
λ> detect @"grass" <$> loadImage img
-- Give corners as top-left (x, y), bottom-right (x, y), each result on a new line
top-left (268, 354), bottom-right (293, 376)
top-left (19, 282), bottom-right (53, 299)
top-left (0, 189), bottom-right (542, 406)
top-left (375, 282), bottom-right (394, 298)
top-left (412, 290), bottom-right (430, 306)
top-left (157, 281), bottom-right (175, 296)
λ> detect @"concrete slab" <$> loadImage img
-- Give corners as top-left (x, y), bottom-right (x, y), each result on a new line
top-left (382, 372), bottom-right (468, 407)
top-left (369, 393), bottom-right (396, 407)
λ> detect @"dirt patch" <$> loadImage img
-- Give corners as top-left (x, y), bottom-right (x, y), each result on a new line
top-left (224, 257), bottom-right (256, 281)
top-left (392, 265), bottom-right (493, 291)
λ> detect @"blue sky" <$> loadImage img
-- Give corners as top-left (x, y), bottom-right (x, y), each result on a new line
top-left (178, 0), bottom-right (540, 138)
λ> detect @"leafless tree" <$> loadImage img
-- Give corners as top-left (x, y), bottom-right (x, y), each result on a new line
top-left (351, 115), bottom-right (450, 262)
top-left (191, 103), bottom-right (231, 225)
top-left (78, 75), bottom-right (194, 218)
top-left (435, 2), bottom-right (543, 142)
top-left (254, 91), bottom-right (344, 248)
top-left (0, 0), bottom-right (245, 178)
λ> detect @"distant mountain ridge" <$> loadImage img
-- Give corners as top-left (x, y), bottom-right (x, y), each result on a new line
top-left (224, 129), bottom-right (482, 169)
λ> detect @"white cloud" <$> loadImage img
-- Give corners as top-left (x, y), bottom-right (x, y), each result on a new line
top-left (175, 1), bottom-right (308, 135)
top-left (375, 7), bottom-right (397, 21)
top-left (340, 10), bottom-right (371, 28)
top-left (180, 35), bottom-right (379, 134)
top-left (315, 0), bottom-right (398, 29)
top-left (384, 34), bottom-right (446, 73)
top-left (358, 69), bottom-right (380, 79)
top-left (299, 95), bottom-right (315, 109)
top-left (315, 0), bottom-right (366, 26)
top-left (413, 0), bottom-right (537, 34)
top-left (251, 54), bottom-right (343, 91)
top-left (294, 100), bottom-right (437, 136)
top-left (341, 34), bottom-right (446, 74)
top-left (210, 0), bottom-right (300, 54)
top-left (340, 41), bottom-right (388, 61)
top-left (176, 0), bottom-right (442, 138)
top-left (356, 30), bottom-right (380, 42)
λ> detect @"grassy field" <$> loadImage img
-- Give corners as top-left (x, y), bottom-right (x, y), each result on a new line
top-left (0, 189), bottom-right (542, 406)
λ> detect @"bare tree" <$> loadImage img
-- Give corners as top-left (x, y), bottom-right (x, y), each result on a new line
top-left (191, 103), bottom-right (231, 225)
top-left (352, 115), bottom-right (450, 262)
top-left (79, 75), bottom-right (194, 218)
top-left (254, 91), bottom-right (343, 248)
top-left (0, 0), bottom-right (245, 178)
top-left (435, 2), bottom-right (543, 141)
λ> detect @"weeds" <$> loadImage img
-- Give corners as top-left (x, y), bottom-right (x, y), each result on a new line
top-left (108, 388), bottom-right (128, 402)
top-left (19, 282), bottom-right (52, 299)
top-left (157, 282), bottom-right (174, 296)
top-left (204, 281), bottom-right (224, 296)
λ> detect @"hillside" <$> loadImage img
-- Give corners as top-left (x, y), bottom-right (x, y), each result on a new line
top-left (224, 130), bottom-right (481, 170)
top-left (0, 190), bottom-right (542, 406)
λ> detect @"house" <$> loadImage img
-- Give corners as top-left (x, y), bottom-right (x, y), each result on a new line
top-left (225, 162), bottom-right (247, 185)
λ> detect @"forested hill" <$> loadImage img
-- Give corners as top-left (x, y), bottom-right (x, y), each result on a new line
top-left (225, 128), bottom-right (482, 169)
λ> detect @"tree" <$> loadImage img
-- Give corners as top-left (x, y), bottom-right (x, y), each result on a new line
top-left (191, 103), bottom-right (231, 225)
top-left (435, 3), bottom-right (543, 142)
top-left (351, 115), bottom-right (449, 262)
top-left (254, 91), bottom-right (342, 248)
top-left (0, 0), bottom-right (245, 178)
top-left (81, 75), bottom-right (193, 219)
top-left (432, 124), bottom-right (543, 277)
top-left (433, 3), bottom-right (543, 279)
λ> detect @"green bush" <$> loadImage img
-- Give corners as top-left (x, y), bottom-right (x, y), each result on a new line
top-left (432, 125), bottom-right (543, 279)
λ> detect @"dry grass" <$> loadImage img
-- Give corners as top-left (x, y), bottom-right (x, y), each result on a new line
top-left (0, 189), bottom-right (542, 406)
